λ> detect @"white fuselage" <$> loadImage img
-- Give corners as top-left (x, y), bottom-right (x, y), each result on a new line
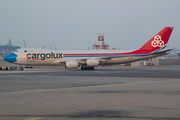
top-left (13, 49), bottom-right (166, 66)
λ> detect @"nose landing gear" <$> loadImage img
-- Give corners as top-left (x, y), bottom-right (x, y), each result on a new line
top-left (19, 65), bottom-right (24, 71)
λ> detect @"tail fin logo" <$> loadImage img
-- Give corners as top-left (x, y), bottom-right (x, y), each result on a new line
top-left (151, 35), bottom-right (164, 47)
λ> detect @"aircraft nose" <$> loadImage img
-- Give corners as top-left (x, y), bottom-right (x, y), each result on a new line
top-left (4, 52), bottom-right (18, 63)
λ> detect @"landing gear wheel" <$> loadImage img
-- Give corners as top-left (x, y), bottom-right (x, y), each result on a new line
top-left (81, 66), bottom-right (84, 70)
top-left (81, 66), bottom-right (95, 70)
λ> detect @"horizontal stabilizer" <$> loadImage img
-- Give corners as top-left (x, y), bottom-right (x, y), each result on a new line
top-left (149, 49), bottom-right (173, 55)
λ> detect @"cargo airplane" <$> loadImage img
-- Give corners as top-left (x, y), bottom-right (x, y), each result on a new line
top-left (4, 27), bottom-right (174, 70)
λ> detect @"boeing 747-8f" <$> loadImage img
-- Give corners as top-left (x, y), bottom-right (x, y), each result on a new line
top-left (4, 27), bottom-right (174, 70)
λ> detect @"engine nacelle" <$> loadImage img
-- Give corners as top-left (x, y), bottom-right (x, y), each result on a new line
top-left (65, 60), bottom-right (79, 68)
top-left (86, 58), bottom-right (99, 66)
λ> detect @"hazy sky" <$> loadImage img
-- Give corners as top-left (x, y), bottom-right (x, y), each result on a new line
top-left (0, 0), bottom-right (180, 50)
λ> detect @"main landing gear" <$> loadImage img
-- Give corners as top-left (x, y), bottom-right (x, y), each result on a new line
top-left (81, 66), bottom-right (95, 70)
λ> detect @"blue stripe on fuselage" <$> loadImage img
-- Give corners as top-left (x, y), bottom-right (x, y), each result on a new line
top-left (63, 54), bottom-right (149, 57)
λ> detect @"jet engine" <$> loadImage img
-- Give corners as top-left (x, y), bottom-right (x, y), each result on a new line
top-left (86, 58), bottom-right (99, 66)
top-left (65, 60), bottom-right (79, 68)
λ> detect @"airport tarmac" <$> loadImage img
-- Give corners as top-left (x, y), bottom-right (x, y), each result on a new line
top-left (0, 65), bottom-right (180, 120)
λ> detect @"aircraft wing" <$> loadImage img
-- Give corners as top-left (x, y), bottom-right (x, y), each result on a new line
top-left (52, 55), bottom-right (131, 64)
